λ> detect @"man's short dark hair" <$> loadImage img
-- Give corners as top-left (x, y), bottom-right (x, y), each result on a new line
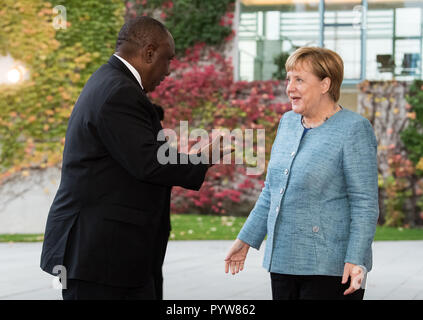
top-left (115, 16), bottom-right (169, 52)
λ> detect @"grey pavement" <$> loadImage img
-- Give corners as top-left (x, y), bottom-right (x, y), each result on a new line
top-left (0, 240), bottom-right (423, 300)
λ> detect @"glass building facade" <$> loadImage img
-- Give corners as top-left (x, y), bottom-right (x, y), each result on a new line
top-left (236, 0), bottom-right (423, 84)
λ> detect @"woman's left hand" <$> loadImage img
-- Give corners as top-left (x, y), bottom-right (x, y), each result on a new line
top-left (342, 263), bottom-right (365, 295)
top-left (224, 239), bottom-right (250, 275)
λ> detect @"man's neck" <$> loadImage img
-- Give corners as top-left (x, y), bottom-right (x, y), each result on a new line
top-left (113, 53), bottom-right (144, 90)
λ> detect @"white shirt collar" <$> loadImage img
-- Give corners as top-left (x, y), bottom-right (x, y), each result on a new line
top-left (113, 53), bottom-right (144, 90)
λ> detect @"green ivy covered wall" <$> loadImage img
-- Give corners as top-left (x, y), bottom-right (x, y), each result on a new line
top-left (125, 0), bottom-right (235, 55)
top-left (0, 0), bottom-right (124, 184)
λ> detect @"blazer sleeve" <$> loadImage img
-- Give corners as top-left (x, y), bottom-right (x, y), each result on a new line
top-left (343, 118), bottom-right (379, 266)
top-left (237, 116), bottom-right (284, 249)
top-left (97, 85), bottom-right (209, 190)
top-left (237, 174), bottom-right (271, 249)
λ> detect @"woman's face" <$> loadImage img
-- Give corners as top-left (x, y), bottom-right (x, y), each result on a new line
top-left (285, 62), bottom-right (326, 117)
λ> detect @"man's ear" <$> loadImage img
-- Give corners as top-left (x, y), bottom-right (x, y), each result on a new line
top-left (144, 44), bottom-right (156, 64)
top-left (321, 77), bottom-right (331, 95)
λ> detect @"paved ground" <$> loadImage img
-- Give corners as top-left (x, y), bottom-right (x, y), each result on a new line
top-left (0, 240), bottom-right (423, 300)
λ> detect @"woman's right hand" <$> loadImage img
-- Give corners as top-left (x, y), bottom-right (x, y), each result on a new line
top-left (224, 238), bottom-right (250, 275)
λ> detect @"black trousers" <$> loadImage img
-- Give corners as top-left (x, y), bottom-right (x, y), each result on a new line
top-left (270, 273), bottom-right (365, 300)
top-left (62, 278), bottom-right (156, 300)
top-left (152, 227), bottom-right (169, 300)
top-left (62, 229), bottom-right (169, 300)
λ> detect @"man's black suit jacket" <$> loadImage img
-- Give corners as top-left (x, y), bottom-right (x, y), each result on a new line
top-left (40, 55), bottom-right (208, 287)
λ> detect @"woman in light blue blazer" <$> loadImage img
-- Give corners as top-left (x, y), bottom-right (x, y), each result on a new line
top-left (225, 47), bottom-right (379, 300)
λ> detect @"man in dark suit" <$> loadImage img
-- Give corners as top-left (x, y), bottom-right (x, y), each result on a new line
top-left (153, 104), bottom-right (164, 122)
top-left (40, 16), bottom-right (226, 300)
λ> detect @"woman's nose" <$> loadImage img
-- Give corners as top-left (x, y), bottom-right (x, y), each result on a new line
top-left (286, 81), bottom-right (295, 94)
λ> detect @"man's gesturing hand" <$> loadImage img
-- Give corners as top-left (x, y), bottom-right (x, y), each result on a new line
top-left (196, 133), bottom-right (235, 167)
top-left (224, 239), bottom-right (250, 275)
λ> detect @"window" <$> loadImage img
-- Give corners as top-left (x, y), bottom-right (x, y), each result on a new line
top-left (237, 0), bottom-right (423, 83)
top-left (238, 1), bottom-right (320, 81)
top-left (366, 1), bottom-right (423, 80)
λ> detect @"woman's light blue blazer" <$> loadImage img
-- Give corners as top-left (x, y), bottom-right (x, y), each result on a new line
top-left (238, 109), bottom-right (379, 276)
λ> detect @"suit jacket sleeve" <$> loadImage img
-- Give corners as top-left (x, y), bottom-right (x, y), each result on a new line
top-left (236, 116), bottom-right (284, 249)
top-left (97, 85), bottom-right (209, 190)
top-left (343, 119), bottom-right (379, 265)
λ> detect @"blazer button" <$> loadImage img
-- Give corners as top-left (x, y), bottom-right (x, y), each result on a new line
top-left (275, 206), bottom-right (279, 213)
top-left (312, 226), bottom-right (320, 233)
top-left (291, 151), bottom-right (296, 157)
top-left (284, 169), bottom-right (289, 175)
top-left (280, 187), bottom-right (285, 194)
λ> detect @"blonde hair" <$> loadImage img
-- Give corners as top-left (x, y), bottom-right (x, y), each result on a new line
top-left (285, 47), bottom-right (344, 102)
